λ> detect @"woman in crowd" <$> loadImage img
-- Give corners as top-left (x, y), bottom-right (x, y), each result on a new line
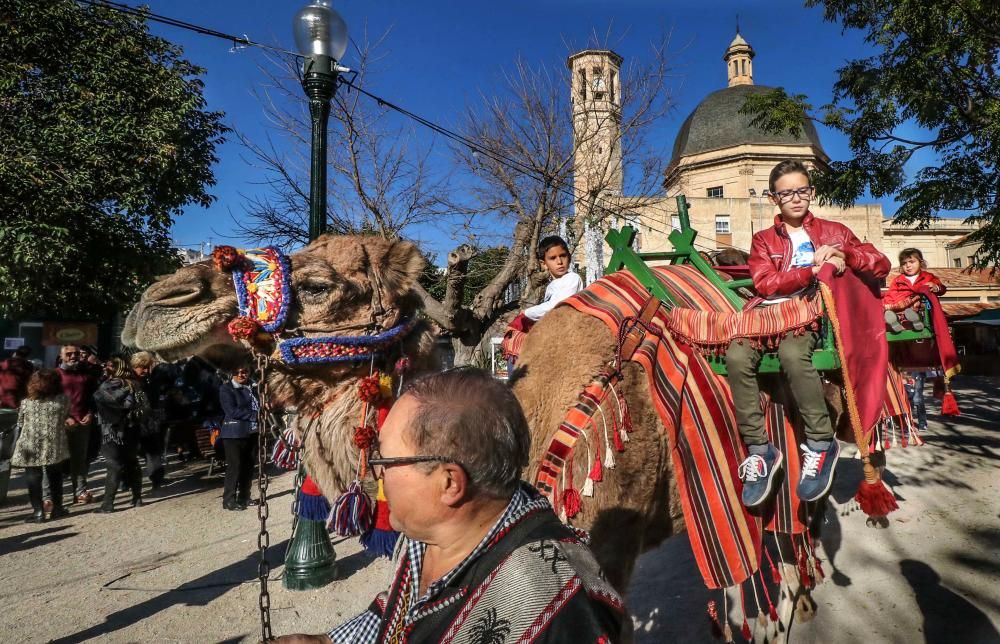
top-left (94, 357), bottom-right (148, 512)
top-left (131, 351), bottom-right (167, 489)
top-left (218, 366), bottom-right (259, 511)
top-left (11, 369), bottom-right (70, 522)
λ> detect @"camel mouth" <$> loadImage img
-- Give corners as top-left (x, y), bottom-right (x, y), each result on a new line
top-left (123, 297), bottom-right (239, 361)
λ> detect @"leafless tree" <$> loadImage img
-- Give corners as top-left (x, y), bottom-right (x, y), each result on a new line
top-left (416, 33), bottom-right (674, 364)
top-left (238, 28), bottom-right (674, 365)
top-left (235, 28), bottom-right (451, 247)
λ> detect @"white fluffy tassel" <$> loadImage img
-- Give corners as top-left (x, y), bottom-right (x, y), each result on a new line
top-left (581, 477), bottom-right (595, 497)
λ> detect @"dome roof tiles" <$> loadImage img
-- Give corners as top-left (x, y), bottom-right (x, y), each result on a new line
top-left (669, 84), bottom-right (825, 164)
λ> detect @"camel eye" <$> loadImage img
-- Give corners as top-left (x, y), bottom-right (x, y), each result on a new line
top-left (298, 281), bottom-right (333, 300)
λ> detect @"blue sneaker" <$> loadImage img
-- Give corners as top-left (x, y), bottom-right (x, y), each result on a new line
top-left (738, 444), bottom-right (783, 507)
top-left (797, 440), bottom-right (841, 502)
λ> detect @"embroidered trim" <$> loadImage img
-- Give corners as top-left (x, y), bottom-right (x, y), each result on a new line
top-left (232, 247), bottom-right (292, 333)
top-left (277, 318), bottom-right (419, 365)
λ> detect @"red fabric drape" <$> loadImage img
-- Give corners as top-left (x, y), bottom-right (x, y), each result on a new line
top-left (818, 265), bottom-right (888, 435)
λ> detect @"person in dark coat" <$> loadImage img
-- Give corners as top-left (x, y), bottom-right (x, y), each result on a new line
top-left (218, 366), bottom-right (259, 511)
top-left (93, 357), bottom-right (147, 512)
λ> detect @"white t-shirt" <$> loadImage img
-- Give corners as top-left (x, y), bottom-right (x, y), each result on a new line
top-left (524, 272), bottom-right (584, 321)
top-left (763, 228), bottom-right (815, 305)
top-left (905, 274), bottom-right (919, 284)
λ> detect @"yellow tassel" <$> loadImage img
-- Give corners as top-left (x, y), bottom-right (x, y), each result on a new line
top-left (377, 478), bottom-right (387, 502)
top-left (378, 373), bottom-right (394, 400)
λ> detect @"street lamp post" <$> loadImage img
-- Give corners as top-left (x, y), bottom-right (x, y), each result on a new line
top-left (281, 1), bottom-right (349, 593)
top-left (294, 0), bottom-right (349, 242)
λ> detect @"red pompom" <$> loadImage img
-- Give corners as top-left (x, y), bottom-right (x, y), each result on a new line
top-left (357, 376), bottom-right (382, 404)
top-left (353, 424), bottom-right (377, 450)
top-left (941, 391), bottom-right (960, 416)
top-left (394, 356), bottom-right (412, 374)
top-left (227, 316), bottom-right (259, 340)
top-left (770, 561), bottom-right (782, 584)
top-left (740, 619), bottom-right (751, 642)
top-left (300, 474), bottom-right (322, 497)
top-left (212, 245), bottom-right (243, 271)
top-left (855, 478), bottom-right (899, 518)
top-left (768, 605), bottom-right (779, 622)
top-left (562, 488), bottom-right (582, 518)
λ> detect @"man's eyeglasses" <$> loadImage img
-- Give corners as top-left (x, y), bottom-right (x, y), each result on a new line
top-left (773, 186), bottom-right (814, 204)
top-left (367, 449), bottom-right (460, 480)
top-left (63, 351), bottom-right (81, 357)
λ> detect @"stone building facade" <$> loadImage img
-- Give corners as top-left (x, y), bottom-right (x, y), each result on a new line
top-left (571, 32), bottom-right (981, 281)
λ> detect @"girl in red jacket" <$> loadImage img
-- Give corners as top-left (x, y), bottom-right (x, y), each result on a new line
top-left (883, 248), bottom-right (945, 332)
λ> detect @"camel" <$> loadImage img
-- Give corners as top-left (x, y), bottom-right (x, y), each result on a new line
top-left (123, 235), bottom-right (437, 500)
top-left (125, 235), bottom-right (829, 613)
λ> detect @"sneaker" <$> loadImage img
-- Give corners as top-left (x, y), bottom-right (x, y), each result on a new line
top-left (884, 310), bottom-right (904, 333)
top-left (797, 440), bottom-right (841, 502)
top-left (738, 444), bottom-right (784, 507)
top-left (902, 308), bottom-right (925, 331)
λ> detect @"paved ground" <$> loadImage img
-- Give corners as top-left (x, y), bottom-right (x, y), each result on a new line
top-left (1, 378), bottom-right (998, 643)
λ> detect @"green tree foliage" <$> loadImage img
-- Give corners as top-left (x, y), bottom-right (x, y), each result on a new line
top-left (741, 0), bottom-right (1000, 267)
top-left (0, 0), bottom-right (227, 319)
top-left (418, 246), bottom-right (511, 307)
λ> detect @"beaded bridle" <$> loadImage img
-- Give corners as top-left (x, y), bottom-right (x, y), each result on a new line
top-left (211, 245), bottom-right (417, 365)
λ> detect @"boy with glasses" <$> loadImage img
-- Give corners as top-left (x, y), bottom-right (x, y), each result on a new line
top-left (726, 160), bottom-right (890, 508)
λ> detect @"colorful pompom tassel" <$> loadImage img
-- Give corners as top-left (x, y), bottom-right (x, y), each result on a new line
top-left (588, 451), bottom-right (603, 483)
top-left (270, 427), bottom-right (300, 470)
top-left (612, 425), bottom-right (625, 452)
top-left (296, 475), bottom-right (331, 521)
top-left (361, 479), bottom-right (399, 558)
top-left (329, 479), bottom-right (373, 537)
top-left (562, 487), bottom-right (582, 519)
top-left (707, 600), bottom-right (723, 639)
top-left (855, 459), bottom-right (899, 519)
top-left (941, 391), bottom-right (960, 416)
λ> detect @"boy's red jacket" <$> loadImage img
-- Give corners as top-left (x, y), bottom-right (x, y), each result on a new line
top-left (883, 271), bottom-right (947, 306)
top-left (747, 211), bottom-right (890, 307)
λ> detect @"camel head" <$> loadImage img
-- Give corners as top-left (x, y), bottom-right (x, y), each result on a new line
top-left (123, 235), bottom-right (427, 368)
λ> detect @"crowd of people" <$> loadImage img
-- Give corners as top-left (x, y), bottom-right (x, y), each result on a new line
top-left (0, 343), bottom-right (256, 521)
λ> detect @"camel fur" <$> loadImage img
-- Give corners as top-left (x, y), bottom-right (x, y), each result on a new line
top-left (123, 235), bottom-right (437, 501)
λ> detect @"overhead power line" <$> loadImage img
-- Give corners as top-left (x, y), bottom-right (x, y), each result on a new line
top-left (79, 0), bottom-right (750, 254)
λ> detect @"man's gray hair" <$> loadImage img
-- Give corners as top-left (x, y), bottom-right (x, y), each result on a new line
top-left (403, 367), bottom-right (531, 499)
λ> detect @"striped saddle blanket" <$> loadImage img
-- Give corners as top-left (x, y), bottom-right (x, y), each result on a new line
top-left (542, 265), bottom-right (912, 590)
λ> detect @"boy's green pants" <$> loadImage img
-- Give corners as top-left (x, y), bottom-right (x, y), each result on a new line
top-left (725, 330), bottom-right (834, 446)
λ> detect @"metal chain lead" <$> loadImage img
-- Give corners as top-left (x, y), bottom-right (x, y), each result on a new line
top-left (255, 352), bottom-right (273, 642)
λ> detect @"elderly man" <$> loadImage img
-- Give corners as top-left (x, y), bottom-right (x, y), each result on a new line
top-left (58, 344), bottom-right (98, 502)
top-left (274, 368), bottom-right (627, 643)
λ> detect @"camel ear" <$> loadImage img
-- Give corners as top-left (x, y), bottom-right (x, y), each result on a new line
top-left (371, 239), bottom-right (425, 304)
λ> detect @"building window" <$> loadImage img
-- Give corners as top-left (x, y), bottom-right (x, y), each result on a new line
top-left (609, 70), bottom-right (616, 103)
top-left (968, 256), bottom-right (976, 266)
top-left (707, 186), bottom-right (724, 198)
top-left (954, 258), bottom-right (963, 268)
top-left (671, 215), bottom-right (681, 231)
top-left (578, 69), bottom-right (586, 100)
top-left (715, 214), bottom-right (731, 235)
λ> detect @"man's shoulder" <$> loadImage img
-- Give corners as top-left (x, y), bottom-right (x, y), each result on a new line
top-left (500, 532), bottom-right (623, 606)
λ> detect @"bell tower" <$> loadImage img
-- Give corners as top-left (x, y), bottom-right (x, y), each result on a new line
top-left (724, 29), bottom-right (755, 87)
top-left (569, 49), bottom-right (624, 201)
top-left (568, 49), bottom-right (623, 283)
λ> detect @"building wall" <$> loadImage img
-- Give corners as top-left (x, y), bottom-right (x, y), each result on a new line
top-left (882, 218), bottom-right (974, 268)
top-left (946, 240), bottom-right (985, 270)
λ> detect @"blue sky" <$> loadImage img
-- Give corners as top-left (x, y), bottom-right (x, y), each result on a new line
top-left (141, 0), bottom-right (914, 256)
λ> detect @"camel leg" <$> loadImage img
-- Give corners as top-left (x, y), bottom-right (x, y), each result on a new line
top-left (587, 507), bottom-right (647, 593)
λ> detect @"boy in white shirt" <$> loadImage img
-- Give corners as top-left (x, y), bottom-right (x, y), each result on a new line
top-left (524, 236), bottom-right (583, 321)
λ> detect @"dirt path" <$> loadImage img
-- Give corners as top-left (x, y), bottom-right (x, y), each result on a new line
top-left (1, 378), bottom-right (997, 643)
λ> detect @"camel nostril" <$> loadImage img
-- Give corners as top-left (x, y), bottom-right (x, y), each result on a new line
top-left (148, 281), bottom-right (207, 307)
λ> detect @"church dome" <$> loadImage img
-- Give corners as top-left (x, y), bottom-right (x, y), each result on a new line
top-left (669, 84), bottom-right (825, 165)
